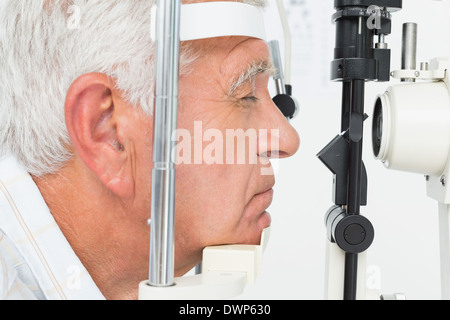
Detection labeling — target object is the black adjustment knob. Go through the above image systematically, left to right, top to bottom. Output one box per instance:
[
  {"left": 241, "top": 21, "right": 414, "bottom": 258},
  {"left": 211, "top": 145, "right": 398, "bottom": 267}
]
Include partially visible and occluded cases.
[
  {"left": 325, "top": 205, "right": 374, "bottom": 254},
  {"left": 344, "top": 223, "right": 366, "bottom": 245}
]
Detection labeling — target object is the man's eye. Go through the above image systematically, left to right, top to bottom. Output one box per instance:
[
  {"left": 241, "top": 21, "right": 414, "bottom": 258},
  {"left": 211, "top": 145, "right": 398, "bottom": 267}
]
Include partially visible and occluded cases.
[{"left": 242, "top": 96, "right": 259, "bottom": 103}]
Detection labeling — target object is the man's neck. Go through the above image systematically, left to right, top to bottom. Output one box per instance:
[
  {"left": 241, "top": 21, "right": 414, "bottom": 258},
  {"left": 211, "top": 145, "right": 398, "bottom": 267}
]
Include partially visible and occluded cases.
[{"left": 32, "top": 158, "right": 150, "bottom": 300}]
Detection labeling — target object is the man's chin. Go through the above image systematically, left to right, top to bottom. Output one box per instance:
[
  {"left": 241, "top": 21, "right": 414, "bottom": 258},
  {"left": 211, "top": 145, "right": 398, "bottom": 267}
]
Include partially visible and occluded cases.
[
  {"left": 253, "top": 211, "right": 271, "bottom": 245},
  {"left": 259, "top": 211, "right": 271, "bottom": 230}
]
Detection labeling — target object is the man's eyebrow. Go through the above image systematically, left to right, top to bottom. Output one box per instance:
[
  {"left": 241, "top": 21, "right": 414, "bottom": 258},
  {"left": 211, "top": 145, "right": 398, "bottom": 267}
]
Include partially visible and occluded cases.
[{"left": 228, "top": 59, "right": 276, "bottom": 97}]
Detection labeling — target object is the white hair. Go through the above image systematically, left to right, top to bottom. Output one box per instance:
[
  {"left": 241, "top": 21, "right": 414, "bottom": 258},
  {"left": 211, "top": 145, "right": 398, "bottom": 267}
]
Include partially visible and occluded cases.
[{"left": 0, "top": 0, "right": 266, "bottom": 176}]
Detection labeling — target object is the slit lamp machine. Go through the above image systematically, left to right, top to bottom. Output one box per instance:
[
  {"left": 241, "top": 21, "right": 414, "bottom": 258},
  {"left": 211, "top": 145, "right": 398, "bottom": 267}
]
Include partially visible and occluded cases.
[{"left": 138, "top": 0, "right": 450, "bottom": 300}]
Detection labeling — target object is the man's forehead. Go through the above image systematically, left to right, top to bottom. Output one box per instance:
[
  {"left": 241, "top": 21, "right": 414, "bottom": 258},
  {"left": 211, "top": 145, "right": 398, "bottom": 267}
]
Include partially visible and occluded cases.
[
  {"left": 177, "top": 0, "right": 271, "bottom": 92},
  {"left": 219, "top": 38, "right": 271, "bottom": 79}
]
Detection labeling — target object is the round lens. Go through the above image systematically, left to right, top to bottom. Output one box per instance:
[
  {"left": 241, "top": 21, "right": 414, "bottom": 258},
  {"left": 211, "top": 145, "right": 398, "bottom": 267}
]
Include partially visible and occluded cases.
[{"left": 372, "top": 97, "right": 383, "bottom": 157}]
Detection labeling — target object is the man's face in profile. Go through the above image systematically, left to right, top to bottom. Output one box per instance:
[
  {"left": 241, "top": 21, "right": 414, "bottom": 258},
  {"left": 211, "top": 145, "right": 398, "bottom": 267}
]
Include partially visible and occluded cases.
[
  {"left": 0, "top": 0, "right": 300, "bottom": 300},
  {"left": 55, "top": 1, "right": 300, "bottom": 282},
  {"left": 153, "top": 36, "right": 301, "bottom": 274}
]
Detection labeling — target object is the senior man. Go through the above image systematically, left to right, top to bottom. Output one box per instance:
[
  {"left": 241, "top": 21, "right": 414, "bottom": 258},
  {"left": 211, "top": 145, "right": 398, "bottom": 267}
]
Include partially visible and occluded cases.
[{"left": 0, "top": 0, "right": 300, "bottom": 300}]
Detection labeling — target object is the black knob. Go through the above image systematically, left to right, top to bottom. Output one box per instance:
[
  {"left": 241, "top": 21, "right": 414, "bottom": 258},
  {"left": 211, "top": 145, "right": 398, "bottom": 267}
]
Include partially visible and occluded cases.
[{"left": 325, "top": 205, "right": 374, "bottom": 254}]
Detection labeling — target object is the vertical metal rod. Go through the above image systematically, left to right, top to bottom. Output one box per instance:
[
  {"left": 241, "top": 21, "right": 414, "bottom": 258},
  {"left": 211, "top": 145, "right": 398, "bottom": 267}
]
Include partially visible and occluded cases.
[
  {"left": 149, "top": 0, "right": 181, "bottom": 287},
  {"left": 343, "top": 16, "right": 365, "bottom": 300},
  {"left": 401, "top": 23, "right": 417, "bottom": 82},
  {"left": 268, "top": 40, "right": 287, "bottom": 95},
  {"left": 347, "top": 79, "right": 364, "bottom": 216},
  {"left": 341, "top": 82, "right": 351, "bottom": 133},
  {"left": 439, "top": 203, "right": 450, "bottom": 300},
  {"left": 344, "top": 253, "right": 358, "bottom": 299}
]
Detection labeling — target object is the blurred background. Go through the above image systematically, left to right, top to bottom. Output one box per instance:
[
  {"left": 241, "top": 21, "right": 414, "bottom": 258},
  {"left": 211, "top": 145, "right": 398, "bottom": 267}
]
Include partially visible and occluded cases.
[{"left": 239, "top": 0, "right": 450, "bottom": 300}]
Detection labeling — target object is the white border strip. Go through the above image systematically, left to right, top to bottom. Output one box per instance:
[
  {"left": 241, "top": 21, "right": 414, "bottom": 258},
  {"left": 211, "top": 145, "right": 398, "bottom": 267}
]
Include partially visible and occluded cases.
[{"left": 180, "top": 2, "right": 266, "bottom": 41}]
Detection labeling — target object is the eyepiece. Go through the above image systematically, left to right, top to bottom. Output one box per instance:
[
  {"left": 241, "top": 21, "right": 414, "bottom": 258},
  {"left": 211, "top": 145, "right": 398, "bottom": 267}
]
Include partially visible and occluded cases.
[{"left": 372, "top": 97, "right": 383, "bottom": 158}]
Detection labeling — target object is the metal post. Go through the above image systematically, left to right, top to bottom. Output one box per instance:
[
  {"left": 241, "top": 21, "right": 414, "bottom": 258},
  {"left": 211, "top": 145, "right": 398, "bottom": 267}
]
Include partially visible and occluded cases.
[
  {"left": 149, "top": 0, "right": 181, "bottom": 287},
  {"left": 342, "top": 16, "right": 366, "bottom": 301},
  {"left": 401, "top": 23, "right": 418, "bottom": 82},
  {"left": 268, "top": 40, "right": 286, "bottom": 95},
  {"left": 439, "top": 203, "right": 450, "bottom": 299}
]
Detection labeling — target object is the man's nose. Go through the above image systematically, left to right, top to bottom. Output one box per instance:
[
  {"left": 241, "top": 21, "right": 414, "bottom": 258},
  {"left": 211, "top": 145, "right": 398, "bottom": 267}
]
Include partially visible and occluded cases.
[{"left": 258, "top": 99, "right": 300, "bottom": 160}]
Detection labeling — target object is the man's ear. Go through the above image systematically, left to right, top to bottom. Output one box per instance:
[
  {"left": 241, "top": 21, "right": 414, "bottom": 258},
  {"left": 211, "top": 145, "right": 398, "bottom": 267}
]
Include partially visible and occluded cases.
[{"left": 65, "top": 73, "right": 134, "bottom": 199}]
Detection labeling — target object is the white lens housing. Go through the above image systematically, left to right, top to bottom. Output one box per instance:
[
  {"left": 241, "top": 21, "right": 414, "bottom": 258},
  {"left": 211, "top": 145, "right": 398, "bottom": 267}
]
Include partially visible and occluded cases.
[{"left": 373, "top": 81, "right": 450, "bottom": 175}]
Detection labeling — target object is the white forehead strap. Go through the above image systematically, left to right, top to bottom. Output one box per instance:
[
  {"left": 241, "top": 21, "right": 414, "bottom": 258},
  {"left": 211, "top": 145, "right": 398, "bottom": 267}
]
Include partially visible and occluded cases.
[
  {"left": 151, "top": 2, "right": 267, "bottom": 42},
  {"left": 181, "top": 2, "right": 266, "bottom": 41}
]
